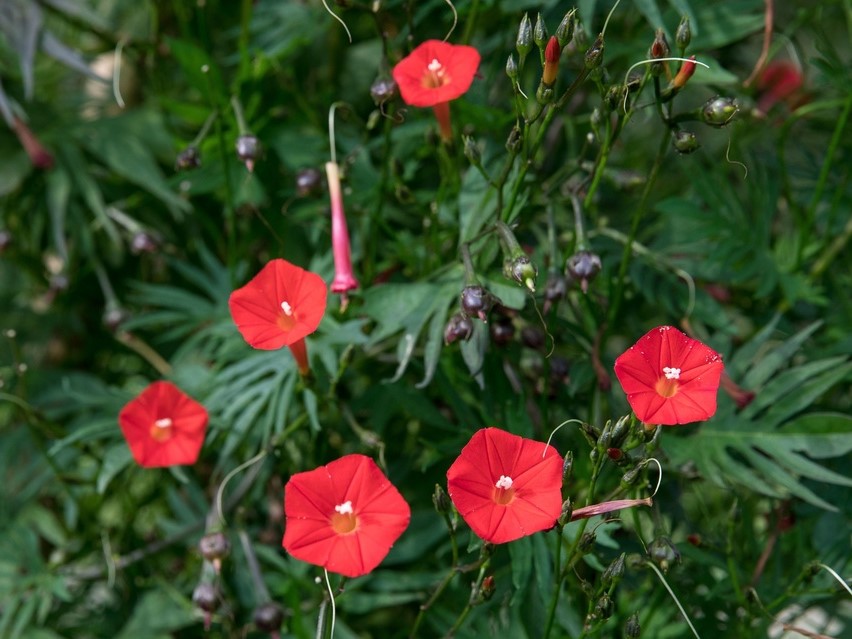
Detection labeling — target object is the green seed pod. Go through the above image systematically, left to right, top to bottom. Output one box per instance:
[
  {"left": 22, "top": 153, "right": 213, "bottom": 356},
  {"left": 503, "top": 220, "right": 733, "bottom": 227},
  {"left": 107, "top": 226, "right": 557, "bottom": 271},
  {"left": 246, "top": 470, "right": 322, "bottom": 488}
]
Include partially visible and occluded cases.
[
  {"left": 555, "top": 9, "right": 576, "bottom": 48},
  {"left": 533, "top": 13, "right": 548, "bottom": 50},
  {"left": 676, "top": 16, "right": 692, "bottom": 50},
  {"left": 584, "top": 34, "right": 605, "bottom": 70},
  {"left": 701, "top": 96, "right": 738, "bottom": 127},
  {"left": 672, "top": 129, "right": 700, "bottom": 154},
  {"left": 602, "top": 552, "right": 626, "bottom": 586},
  {"left": 626, "top": 612, "right": 641, "bottom": 637}
]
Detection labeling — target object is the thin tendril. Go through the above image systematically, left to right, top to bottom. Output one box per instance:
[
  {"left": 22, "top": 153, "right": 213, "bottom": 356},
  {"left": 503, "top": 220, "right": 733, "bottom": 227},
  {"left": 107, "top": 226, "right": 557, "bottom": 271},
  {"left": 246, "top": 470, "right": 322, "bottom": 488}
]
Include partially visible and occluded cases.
[
  {"left": 321, "top": 0, "right": 352, "bottom": 43},
  {"left": 442, "top": 0, "right": 458, "bottom": 42},
  {"left": 601, "top": 0, "right": 622, "bottom": 37},
  {"left": 113, "top": 40, "right": 126, "bottom": 108},
  {"left": 621, "top": 57, "right": 710, "bottom": 113},
  {"left": 328, "top": 102, "right": 344, "bottom": 166},
  {"left": 725, "top": 136, "right": 748, "bottom": 179},
  {"left": 674, "top": 268, "right": 696, "bottom": 318},
  {"left": 530, "top": 294, "right": 555, "bottom": 358},
  {"left": 544, "top": 419, "right": 585, "bottom": 456},
  {"left": 216, "top": 450, "right": 268, "bottom": 526},
  {"left": 638, "top": 457, "right": 663, "bottom": 498},
  {"left": 646, "top": 561, "right": 702, "bottom": 639},
  {"left": 817, "top": 563, "right": 852, "bottom": 597},
  {"left": 323, "top": 569, "right": 337, "bottom": 638}
]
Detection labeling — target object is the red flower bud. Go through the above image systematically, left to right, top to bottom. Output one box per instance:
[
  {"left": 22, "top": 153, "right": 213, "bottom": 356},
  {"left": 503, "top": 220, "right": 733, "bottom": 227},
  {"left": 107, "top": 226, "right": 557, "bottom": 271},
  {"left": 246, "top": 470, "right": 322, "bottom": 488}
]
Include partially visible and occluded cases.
[
  {"left": 542, "top": 36, "right": 561, "bottom": 86},
  {"left": 672, "top": 55, "right": 696, "bottom": 89}
]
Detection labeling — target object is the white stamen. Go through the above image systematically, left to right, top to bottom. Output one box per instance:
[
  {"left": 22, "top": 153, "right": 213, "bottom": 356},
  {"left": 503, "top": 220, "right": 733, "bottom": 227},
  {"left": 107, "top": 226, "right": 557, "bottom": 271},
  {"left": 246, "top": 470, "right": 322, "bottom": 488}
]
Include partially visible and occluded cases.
[
  {"left": 428, "top": 58, "right": 443, "bottom": 72},
  {"left": 280, "top": 301, "right": 293, "bottom": 316},
  {"left": 663, "top": 366, "right": 681, "bottom": 380},
  {"left": 154, "top": 418, "right": 173, "bottom": 428},
  {"left": 495, "top": 475, "right": 514, "bottom": 490},
  {"left": 334, "top": 501, "right": 353, "bottom": 515}
]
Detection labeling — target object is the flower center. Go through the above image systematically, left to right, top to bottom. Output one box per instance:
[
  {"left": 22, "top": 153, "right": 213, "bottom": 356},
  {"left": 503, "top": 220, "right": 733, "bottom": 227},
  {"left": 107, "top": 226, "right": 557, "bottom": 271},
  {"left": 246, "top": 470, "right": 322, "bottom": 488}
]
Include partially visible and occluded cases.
[
  {"left": 422, "top": 58, "right": 451, "bottom": 89},
  {"left": 277, "top": 300, "right": 296, "bottom": 331},
  {"left": 655, "top": 366, "right": 681, "bottom": 399},
  {"left": 149, "top": 417, "right": 173, "bottom": 442},
  {"left": 493, "top": 475, "right": 516, "bottom": 505},
  {"left": 330, "top": 500, "right": 357, "bottom": 534}
]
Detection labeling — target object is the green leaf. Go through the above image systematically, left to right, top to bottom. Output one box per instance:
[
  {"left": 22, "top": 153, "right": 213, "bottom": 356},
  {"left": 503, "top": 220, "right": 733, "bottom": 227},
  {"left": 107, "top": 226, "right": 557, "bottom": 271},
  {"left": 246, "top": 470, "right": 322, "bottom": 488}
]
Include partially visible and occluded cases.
[
  {"left": 97, "top": 443, "right": 134, "bottom": 494},
  {"left": 509, "top": 535, "right": 533, "bottom": 605},
  {"left": 116, "top": 587, "right": 196, "bottom": 639}
]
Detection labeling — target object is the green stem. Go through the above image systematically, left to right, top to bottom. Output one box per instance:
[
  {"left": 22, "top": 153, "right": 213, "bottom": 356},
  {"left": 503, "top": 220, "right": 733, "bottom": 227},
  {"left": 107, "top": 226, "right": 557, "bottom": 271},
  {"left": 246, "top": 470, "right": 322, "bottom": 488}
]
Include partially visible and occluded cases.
[
  {"left": 461, "top": 0, "right": 481, "bottom": 44},
  {"left": 800, "top": 92, "right": 852, "bottom": 265},
  {"left": 606, "top": 129, "right": 669, "bottom": 328},
  {"left": 542, "top": 525, "right": 566, "bottom": 639},
  {"left": 445, "top": 557, "right": 491, "bottom": 638}
]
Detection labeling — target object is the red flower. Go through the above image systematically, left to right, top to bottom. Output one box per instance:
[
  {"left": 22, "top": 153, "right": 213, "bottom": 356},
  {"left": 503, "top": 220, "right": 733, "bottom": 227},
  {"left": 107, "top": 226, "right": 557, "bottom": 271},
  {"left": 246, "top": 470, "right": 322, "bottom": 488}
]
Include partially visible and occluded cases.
[
  {"left": 392, "top": 40, "right": 480, "bottom": 141},
  {"left": 757, "top": 61, "right": 805, "bottom": 113},
  {"left": 228, "top": 259, "right": 327, "bottom": 374},
  {"left": 614, "top": 326, "right": 724, "bottom": 425},
  {"left": 118, "top": 381, "right": 208, "bottom": 468},
  {"left": 446, "top": 428, "right": 563, "bottom": 544},
  {"left": 283, "top": 454, "right": 411, "bottom": 578}
]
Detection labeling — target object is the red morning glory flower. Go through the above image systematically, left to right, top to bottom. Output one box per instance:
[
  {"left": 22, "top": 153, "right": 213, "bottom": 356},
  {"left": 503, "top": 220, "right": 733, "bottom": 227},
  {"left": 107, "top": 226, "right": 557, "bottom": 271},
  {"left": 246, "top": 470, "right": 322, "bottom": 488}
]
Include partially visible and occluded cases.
[
  {"left": 392, "top": 39, "right": 480, "bottom": 141},
  {"left": 228, "top": 259, "right": 327, "bottom": 374},
  {"left": 614, "top": 326, "right": 724, "bottom": 425},
  {"left": 118, "top": 381, "right": 209, "bottom": 468},
  {"left": 446, "top": 427, "right": 563, "bottom": 544},
  {"left": 283, "top": 454, "right": 411, "bottom": 578}
]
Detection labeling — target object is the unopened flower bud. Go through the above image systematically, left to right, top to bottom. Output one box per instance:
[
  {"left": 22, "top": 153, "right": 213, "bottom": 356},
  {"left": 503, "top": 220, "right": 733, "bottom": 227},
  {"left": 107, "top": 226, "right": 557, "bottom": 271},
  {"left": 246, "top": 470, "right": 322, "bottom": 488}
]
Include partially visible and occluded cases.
[
  {"left": 556, "top": 10, "right": 576, "bottom": 48},
  {"left": 516, "top": 13, "right": 533, "bottom": 59},
  {"left": 533, "top": 13, "right": 548, "bottom": 50},
  {"left": 676, "top": 17, "right": 691, "bottom": 50},
  {"left": 649, "top": 28, "right": 669, "bottom": 76},
  {"left": 584, "top": 34, "right": 605, "bottom": 70},
  {"left": 542, "top": 36, "right": 561, "bottom": 85},
  {"left": 506, "top": 54, "right": 519, "bottom": 80},
  {"left": 671, "top": 55, "right": 696, "bottom": 89},
  {"left": 370, "top": 77, "right": 397, "bottom": 105},
  {"left": 701, "top": 96, "right": 738, "bottom": 127},
  {"left": 506, "top": 125, "right": 523, "bottom": 154},
  {"left": 672, "top": 129, "right": 700, "bottom": 154},
  {"left": 235, "top": 134, "right": 260, "bottom": 171},
  {"left": 463, "top": 135, "right": 482, "bottom": 167},
  {"left": 175, "top": 146, "right": 201, "bottom": 171},
  {"left": 296, "top": 167, "right": 323, "bottom": 197},
  {"left": 566, "top": 250, "right": 602, "bottom": 293},
  {"left": 504, "top": 254, "right": 537, "bottom": 292},
  {"left": 460, "top": 285, "right": 494, "bottom": 321},
  {"left": 444, "top": 313, "right": 474, "bottom": 344},
  {"left": 490, "top": 317, "right": 515, "bottom": 346},
  {"left": 610, "top": 415, "right": 631, "bottom": 447},
  {"left": 580, "top": 422, "right": 600, "bottom": 446},
  {"left": 606, "top": 447, "right": 624, "bottom": 461},
  {"left": 562, "top": 451, "right": 574, "bottom": 483},
  {"left": 620, "top": 466, "right": 642, "bottom": 490},
  {"left": 432, "top": 484, "right": 451, "bottom": 514},
  {"left": 558, "top": 499, "right": 573, "bottom": 525},
  {"left": 578, "top": 531, "right": 597, "bottom": 553},
  {"left": 648, "top": 536, "right": 680, "bottom": 572},
  {"left": 602, "top": 552, "right": 626, "bottom": 586},
  {"left": 480, "top": 575, "right": 496, "bottom": 601},
  {"left": 192, "top": 582, "right": 219, "bottom": 613},
  {"left": 594, "top": 593, "right": 613, "bottom": 619},
  {"left": 253, "top": 601, "right": 285, "bottom": 632},
  {"left": 626, "top": 612, "right": 641, "bottom": 637}
]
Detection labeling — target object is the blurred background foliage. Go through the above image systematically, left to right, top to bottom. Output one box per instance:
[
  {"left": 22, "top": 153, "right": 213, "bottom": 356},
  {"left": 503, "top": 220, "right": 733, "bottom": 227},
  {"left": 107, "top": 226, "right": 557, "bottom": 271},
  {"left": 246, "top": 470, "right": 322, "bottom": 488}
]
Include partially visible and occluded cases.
[{"left": 1, "top": 0, "right": 851, "bottom": 637}]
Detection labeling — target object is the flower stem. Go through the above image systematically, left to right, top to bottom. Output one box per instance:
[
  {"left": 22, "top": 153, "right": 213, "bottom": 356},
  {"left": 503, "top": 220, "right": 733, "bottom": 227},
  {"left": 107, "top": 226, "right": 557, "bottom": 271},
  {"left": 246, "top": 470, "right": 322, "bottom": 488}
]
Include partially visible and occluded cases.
[{"left": 433, "top": 101, "right": 453, "bottom": 142}]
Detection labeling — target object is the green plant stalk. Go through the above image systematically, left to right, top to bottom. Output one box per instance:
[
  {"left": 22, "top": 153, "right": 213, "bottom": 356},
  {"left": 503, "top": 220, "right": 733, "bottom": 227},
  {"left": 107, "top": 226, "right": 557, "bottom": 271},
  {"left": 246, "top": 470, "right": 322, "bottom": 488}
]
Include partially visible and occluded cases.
[
  {"left": 461, "top": 0, "right": 481, "bottom": 44},
  {"left": 503, "top": 68, "right": 592, "bottom": 222},
  {"left": 800, "top": 93, "right": 852, "bottom": 266},
  {"left": 606, "top": 129, "right": 669, "bottom": 328},
  {"left": 543, "top": 445, "right": 607, "bottom": 639},
  {"left": 446, "top": 557, "right": 492, "bottom": 637}
]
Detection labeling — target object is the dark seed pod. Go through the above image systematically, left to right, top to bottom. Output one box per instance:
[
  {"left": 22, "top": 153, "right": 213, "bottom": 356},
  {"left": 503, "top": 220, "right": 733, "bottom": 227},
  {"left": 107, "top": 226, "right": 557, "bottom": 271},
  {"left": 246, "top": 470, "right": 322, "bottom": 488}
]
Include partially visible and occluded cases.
[
  {"left": 370, "top": 77, "right": 397, "bottom": 105},
  {"left": 235, "top": 134, "right": 260, "bottom": 170},
  {"left": 175, "top": 145, "right": 201, "bottom": 171},
  {"left": 295, "top": 168, "right": 323, "bottom": 197},
  {"left": 566, "top": 250, "right": 602, "bottom": 293},
  {"left": 460, "top": 285, "right": 494, "bottom": 321},
  {"left": 444, "top": 313, "right": 474, "bottom": 345},
  {"left": 490, "top": 317, "right": 515, "bottom": 346},
  {"left": 520, "top": 325, "right": 545, "bottom": 350},
  {"left": 199, "top": 532, "right": 230, "bottom": 564},
  {"left": 648, "top": 536, "right": 680, "bottom": 572},
  {"left": 192, "top": 582, "right": 219, "bottom": 613},
  {"left": 253, "top": 601, "right": 285, "bottom": 632}
]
